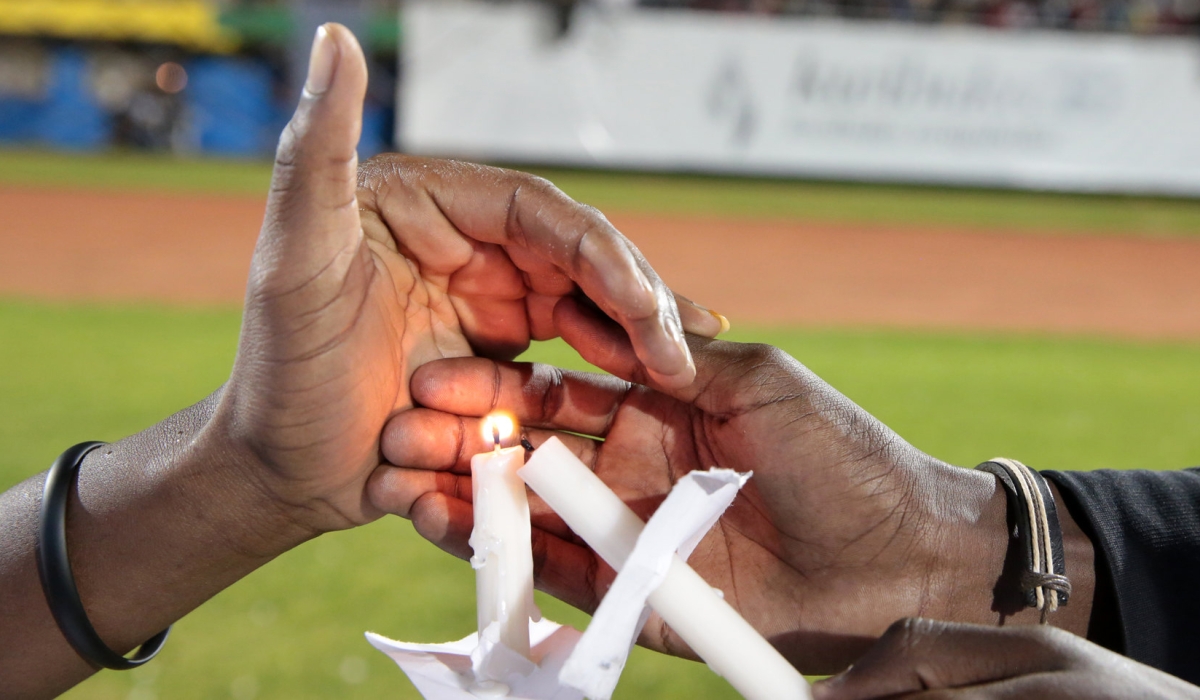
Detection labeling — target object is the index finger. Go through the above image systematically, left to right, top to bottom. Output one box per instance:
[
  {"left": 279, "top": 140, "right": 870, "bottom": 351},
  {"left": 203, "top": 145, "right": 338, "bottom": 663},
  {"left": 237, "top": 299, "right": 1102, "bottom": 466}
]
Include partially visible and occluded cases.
[
  {"left": 358, "top": 156, "right": 697, "bottom": 388},
  {"left": 408, "top": 356, "right": 632, "bottom": 439}
]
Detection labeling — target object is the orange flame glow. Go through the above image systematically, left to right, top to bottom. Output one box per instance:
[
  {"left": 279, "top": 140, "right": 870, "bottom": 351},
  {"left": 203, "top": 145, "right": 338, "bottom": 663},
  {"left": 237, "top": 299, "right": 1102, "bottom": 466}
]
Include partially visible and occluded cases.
[{"left": 481, "top": 412, "right": 517, "bottom": 448}]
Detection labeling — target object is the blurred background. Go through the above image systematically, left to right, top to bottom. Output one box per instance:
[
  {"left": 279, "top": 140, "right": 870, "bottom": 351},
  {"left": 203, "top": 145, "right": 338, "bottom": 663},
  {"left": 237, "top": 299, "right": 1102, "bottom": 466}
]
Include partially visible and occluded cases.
[
  {"left": 0, "top": 0, "right": 398, "bottom": 157},
  {"left": 3, "top": 0, "right": 1200, "bottom": 183},
  {"left": 2, "top": 1, "right": 1200, "bottom": 699}
]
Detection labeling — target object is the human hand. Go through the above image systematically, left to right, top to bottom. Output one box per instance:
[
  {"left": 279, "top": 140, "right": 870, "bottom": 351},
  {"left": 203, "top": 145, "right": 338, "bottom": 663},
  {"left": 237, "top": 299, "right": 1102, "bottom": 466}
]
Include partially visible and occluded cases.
[
  {"left": 0, "top": 21, "right": 728, "bottom": 697},
  {"left": 210, "top": 25, "right": 720, "bottom": 537},
  {"left": 355, "top": 155, "right": 724, "bottom": 374},
  {"left": 373, "top": 300, "right": 1064, "bottom": 673},
  {"left": 813, "top": 618, "right": 1200, "bottom": 699}
]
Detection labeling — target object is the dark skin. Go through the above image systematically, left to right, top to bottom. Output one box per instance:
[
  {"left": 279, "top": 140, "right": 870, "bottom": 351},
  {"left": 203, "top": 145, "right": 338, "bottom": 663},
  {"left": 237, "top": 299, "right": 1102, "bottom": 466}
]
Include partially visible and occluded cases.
[
  {"left": 0, "top": 20, "right": 1177, "bottom": 700},
  {"left": 0, "top": 24, "right": 719, "bottom": 698},
  {"left": 373, "top": 297, "right": 1097, "bottom": 675},
  {"left": 380, "top": 308, "right": 1200, "bottom": 695},
  {"left": 814, "top": 618, "right": 1200, "bottom": 699}
]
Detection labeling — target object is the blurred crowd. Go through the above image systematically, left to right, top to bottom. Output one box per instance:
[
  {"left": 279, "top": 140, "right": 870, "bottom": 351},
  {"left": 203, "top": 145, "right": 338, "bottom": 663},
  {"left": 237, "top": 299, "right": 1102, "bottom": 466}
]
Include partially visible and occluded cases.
[
  {"left": 0, "top": 0, "right": 396, "bottom": 155},
  {"left": 1, "top": 0, "right": 1194, "bottom": 159},
  {"left": 635, "top": 0, "right": 1200, "bottom": 33}
]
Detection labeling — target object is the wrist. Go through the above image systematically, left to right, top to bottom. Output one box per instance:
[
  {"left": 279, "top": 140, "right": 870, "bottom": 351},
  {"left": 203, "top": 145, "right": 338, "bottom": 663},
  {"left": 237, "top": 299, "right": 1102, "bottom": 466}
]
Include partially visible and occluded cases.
[
  {"left": 50, "top": 390, "right": 320, "bottom": 663},
  {"left": 184, "top": 390, "right": 323, "bottom": 560},
  {"left": 924, "top": 464, "right": 1093, "bottom": 635},
  {"left": 922, "top": 465, "right": 1013, "bottom": 624}
]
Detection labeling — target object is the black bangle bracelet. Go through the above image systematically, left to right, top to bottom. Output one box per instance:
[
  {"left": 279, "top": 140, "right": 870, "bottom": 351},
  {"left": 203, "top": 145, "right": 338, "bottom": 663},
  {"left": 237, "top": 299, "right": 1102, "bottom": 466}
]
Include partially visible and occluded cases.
[{"left": 36, "top": 441, "right": 172, "bottom": 670}]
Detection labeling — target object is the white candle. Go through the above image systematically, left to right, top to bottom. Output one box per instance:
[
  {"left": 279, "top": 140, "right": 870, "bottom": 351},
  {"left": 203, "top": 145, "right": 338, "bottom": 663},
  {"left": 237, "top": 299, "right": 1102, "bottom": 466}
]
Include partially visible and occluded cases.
[
  {"left": 470, "top": 413, "right": 534, "bottom": 662},
  {"left": 519, "top": 437, "right": 810, "bottom": 700}
]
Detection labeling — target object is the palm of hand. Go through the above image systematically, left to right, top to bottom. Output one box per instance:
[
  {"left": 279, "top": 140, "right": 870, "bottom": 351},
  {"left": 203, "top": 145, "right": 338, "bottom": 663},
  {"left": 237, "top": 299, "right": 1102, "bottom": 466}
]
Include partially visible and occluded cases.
[
  {"left": 222, "top": 151, "right": 712, "bottom": 538},
  {"left": 227, "top": 190, "right": 551, "bottom": 532},
  {"left": 378, "top": 333, "right": 971, "bottom": 673},
  {"left": 583, "top": 346, "right": 941, "bottom": 672}
]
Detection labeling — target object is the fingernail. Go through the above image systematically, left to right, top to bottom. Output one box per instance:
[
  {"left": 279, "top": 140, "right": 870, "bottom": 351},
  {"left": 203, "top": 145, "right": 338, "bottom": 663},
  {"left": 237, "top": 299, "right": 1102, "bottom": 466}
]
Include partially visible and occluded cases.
[
  {"left": 304, "top": 24, "right": 338, "bottom": 96},
  {"left": 709, "top": 309, "right": 731, "bottom": 335}
]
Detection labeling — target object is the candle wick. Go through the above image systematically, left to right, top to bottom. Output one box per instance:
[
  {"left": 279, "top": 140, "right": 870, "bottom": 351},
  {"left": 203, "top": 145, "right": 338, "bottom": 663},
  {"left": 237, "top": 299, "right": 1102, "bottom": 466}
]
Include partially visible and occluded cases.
[{"left": 492, "top": 425, "right": 501, "bottom": 452}]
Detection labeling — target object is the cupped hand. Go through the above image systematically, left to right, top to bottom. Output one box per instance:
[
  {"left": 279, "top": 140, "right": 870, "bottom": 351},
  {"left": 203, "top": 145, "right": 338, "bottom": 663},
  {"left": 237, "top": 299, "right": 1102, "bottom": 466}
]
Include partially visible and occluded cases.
[
  {"left": 209, "top": 25, "right": 720, "bottom": 537},
  {"left": 355, "top": 155, "right": 723, "bottom": 372},
  {"left": 372, "top": 299, "right": 1008, "bottom": 673},
  {"left": 813, "top": 618, "right": 1200, "bottom": 699}
]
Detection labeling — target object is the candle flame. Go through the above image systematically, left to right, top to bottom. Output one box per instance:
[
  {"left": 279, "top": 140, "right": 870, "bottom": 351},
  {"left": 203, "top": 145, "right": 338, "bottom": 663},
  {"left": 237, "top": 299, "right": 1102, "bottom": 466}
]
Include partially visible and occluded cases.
[{"left": 481, "top": 412, "right": 517, "bottom": 448}]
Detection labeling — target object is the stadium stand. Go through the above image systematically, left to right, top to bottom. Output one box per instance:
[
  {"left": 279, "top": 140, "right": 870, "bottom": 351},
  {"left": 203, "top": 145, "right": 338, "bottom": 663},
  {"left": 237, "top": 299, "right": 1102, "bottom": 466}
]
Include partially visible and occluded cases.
[{"left": 636, "top": 0, "right": 1200, "bottom": 34}]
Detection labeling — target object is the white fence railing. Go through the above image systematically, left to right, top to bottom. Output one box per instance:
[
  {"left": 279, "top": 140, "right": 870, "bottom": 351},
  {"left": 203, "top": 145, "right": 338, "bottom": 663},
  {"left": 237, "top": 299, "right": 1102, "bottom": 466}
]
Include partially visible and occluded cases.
[{"left": 401, "top": 1, "right": 1200, "bottom": 194}]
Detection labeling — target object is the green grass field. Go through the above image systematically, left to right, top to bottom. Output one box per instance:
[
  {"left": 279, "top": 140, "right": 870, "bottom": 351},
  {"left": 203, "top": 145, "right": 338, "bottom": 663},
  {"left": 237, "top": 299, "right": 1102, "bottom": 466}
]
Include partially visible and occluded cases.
[{"left": 2, "top": 150, "right": 1199, "bottom": 699}]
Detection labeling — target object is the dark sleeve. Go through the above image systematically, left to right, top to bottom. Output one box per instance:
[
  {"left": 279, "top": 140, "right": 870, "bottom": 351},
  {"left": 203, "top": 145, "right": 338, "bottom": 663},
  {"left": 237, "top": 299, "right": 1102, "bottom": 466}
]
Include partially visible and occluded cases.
[{"left": 1042, "top": 468, "right": 1200, "bottom": 684}]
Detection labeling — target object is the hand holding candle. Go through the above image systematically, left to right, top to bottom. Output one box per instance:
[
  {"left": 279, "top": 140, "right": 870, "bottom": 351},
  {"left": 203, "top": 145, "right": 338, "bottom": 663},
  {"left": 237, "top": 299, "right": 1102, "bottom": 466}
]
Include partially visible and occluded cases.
[
  {"left": 379, "top": 327, "right": 981, "bottom": 676},
  {"left": 372, "top": 416, "right": 806, "bottom": 700},
  {"left": 520, "top": 437, "right": 810, "bottom": 700}
]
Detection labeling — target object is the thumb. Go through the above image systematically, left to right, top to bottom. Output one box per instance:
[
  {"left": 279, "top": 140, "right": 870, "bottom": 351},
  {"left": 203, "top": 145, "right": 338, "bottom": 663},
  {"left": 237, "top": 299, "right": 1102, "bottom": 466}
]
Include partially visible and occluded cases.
[
  {"left": 254, "top": 23, "right": 367, "bottom": 299},
  {"left": 813, "top": 618, "right": 1076, "bottom": 700}
]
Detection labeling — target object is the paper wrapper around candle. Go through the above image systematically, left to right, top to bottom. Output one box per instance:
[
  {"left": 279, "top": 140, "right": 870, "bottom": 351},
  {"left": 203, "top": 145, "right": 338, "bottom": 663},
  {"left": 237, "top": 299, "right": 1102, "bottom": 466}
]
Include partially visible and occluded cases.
[
  {"left": 366, "top": 433, "right": 806, "bottom": 699},
  {"left": 519, "top": 437, "right": 812, "bottom": 700},
  {"left": 553, "top": 462, "right": 753, "bottom": 699},
  {"left": 365, "top": 464, "right": 768, "bottom": 700},
  {"left": 367, "top": 619, "right": 584, "bottom": 700}
]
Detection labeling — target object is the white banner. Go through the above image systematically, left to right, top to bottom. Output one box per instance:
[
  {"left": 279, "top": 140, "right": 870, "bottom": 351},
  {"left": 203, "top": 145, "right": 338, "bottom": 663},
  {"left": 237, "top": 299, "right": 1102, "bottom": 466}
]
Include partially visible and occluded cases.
[{"left": 401, "top": 0, "right": 1200, "bottom": 194}]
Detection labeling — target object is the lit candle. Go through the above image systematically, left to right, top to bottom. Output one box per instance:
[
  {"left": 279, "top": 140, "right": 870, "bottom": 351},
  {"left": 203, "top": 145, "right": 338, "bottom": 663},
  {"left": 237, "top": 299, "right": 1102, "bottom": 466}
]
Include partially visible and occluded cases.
[
  {"left": 470, "top": 412, "right": 534, "bottom": 663},
  {"left": 519, "top": 437, "right": 810, "bottom": 700}
]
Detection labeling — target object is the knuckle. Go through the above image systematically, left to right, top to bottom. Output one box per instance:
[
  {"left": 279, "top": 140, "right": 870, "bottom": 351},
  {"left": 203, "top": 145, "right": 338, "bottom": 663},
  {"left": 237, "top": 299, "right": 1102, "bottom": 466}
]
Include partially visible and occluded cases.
[
  {"left": 273, "top": 117, "right": 305, "bottom": 168},
  {"left": 275, "top": 119, "right": 298, "bottom": 155},
  {"left": 357, "top": 151, "right": 398, "bottom": 175},
  {"left": 270, "top": 152, "right": 300, "bottom": 198},
  {"left": 356, "top": 153, "right": 418, "bottom": 190},
  {"left": 512, "top": 170, "right": 557, "bottom": 195},
  {"left": 514, "top": 172, "right": 601, "bottom": 224},
  {"left": 576, "top": 202, "right": 609, "bottom": 226},
  {"left": 570, "top": 227, "right": 596, "bottom": 273},
  {"left": 740, "top": 342, "right": 789, "bottom": 368},
  {"left": 487, "top": 363, "right": 504, "bottom": 414},
  {"left": 531, "top": 364, "right": 567, "bottom": 425},
  {"left": 453, "top": 415, "right": 469, "bottom": 467},
  {"left": 446, "top": 471, "right": 467, "bottom": 503},
  {"left": 882, "top": 617, "right": 937, "bottom": 655},
  {"left": 1015, "top": 623, "right": 1084, "bottom": 659}
]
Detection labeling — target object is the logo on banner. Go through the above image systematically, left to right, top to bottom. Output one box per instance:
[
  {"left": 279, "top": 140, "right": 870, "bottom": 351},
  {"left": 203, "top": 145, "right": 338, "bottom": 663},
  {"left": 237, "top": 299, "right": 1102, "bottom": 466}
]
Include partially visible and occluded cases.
[{"left": 707, "top": 57, "right": 758, "bottom": 147}]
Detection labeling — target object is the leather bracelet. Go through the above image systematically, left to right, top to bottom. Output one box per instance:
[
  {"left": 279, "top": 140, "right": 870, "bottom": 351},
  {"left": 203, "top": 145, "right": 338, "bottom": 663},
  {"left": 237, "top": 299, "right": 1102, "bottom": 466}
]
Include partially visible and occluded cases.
[
  {"left": 37, "top": 441, "right": 172, "bottom": 670},
  {"left": 977, "top": 458, "right": 1072, "bottom": 622}
]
